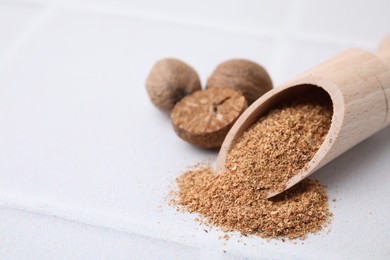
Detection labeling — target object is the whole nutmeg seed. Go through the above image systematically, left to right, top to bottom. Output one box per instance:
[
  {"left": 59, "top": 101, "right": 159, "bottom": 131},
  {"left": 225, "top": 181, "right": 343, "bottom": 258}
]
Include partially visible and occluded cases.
[
  {"left": 146, "top": 58, "right": 201, "bottom": 113},
  {"left": 206, "top": 59, "right": 272, "bottom": 104},
  {"left": 171, "top": 87, "right": 247, "bottom": 149}
]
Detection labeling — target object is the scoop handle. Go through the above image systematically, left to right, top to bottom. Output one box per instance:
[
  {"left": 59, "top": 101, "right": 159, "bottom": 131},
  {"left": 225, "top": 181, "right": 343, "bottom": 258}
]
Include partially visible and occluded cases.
[
  {"left": 217, "top": 34, "right": 390, "bottom": 199},
  {"left": 375, "top": 34, "right": 390, "bottom": 128},
  {"left": 377, "top": 34, "right": 390, "bottom": 68}
]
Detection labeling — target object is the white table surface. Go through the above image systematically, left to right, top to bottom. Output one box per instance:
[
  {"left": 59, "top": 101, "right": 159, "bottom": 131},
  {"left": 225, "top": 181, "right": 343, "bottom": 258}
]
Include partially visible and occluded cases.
[{"left": 0, "top": 0, "right": 389, "bottom": 259}]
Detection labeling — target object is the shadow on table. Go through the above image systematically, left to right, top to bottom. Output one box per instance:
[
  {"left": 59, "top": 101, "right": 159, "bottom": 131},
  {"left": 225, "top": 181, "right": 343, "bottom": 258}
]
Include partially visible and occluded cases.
[{"left": 311, "top": 125, "right": 390, "bottom": 188}]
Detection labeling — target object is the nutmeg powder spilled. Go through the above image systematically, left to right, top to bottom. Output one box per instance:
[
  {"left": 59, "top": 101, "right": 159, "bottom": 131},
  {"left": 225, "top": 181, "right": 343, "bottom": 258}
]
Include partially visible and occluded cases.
[
  {"left": 172, "top": 89, "right": 333, "bottom": 239},
  {"left": 226, "top": 90, "right": 333, "bottom": 193}
]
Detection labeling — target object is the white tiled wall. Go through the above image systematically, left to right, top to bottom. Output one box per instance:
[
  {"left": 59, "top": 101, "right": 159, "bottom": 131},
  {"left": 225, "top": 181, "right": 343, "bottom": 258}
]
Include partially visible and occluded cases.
[{"left": 0, "top": 0, "right": 389, "bottom": 259}]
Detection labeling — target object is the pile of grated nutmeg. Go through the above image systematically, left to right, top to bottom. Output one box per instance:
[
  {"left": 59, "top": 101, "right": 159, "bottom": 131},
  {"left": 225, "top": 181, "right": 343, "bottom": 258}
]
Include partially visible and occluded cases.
[{"left": 171, "top": 89, "right": 334, "bottom": 240}]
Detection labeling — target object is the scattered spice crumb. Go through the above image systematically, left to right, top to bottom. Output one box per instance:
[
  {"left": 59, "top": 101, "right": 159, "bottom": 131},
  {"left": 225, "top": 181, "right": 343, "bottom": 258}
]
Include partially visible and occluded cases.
[
  {"left": 171, "top": 88, "right": 333, "bottom": 240},
  {"left": 332, "top": 198, "right": 337, "bottom": 202},
  {"left": 218, "top": 234, "right": 230, "bottom": 240}
]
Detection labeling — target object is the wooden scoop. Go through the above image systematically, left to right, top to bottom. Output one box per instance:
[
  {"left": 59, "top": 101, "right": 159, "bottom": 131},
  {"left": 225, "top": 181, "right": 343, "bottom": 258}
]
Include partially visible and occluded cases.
[{"left": 216, "top": 35, "right": 390, "bottom": 198}]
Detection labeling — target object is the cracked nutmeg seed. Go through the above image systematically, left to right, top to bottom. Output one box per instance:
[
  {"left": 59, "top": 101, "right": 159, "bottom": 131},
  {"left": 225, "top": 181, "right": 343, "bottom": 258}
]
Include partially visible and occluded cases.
[
  {"left": 145, "top": 58, "right": 201, "bottom": 114},
  {"left": 171, "top": 87, "right": 247, "bottom": 148}
]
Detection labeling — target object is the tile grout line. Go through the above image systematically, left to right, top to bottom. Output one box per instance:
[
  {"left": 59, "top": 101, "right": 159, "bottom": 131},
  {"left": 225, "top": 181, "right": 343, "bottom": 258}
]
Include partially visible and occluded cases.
[
  {"left": 0, "top": 0, "right": 377, "bottom": 48},
  {"left": 0, "top": 1, "right": 375, "bottom": 73},
  {"left": 50, "top": 1, "right": 375, "bottom": 50},
  {"left": 53, "top": 1, "right": 375, "bottom": 87},
  {"left": 56, "top": 1, "right": 279, "bottom": 38},
  {"left": 0, "top": 5, "right": 56, "bottom": 71},
  {"left": 0, "top": 186, "right": 296, "bottom": 259},
  {"left": 0, "top": 192, "right": 219, "bottom": 256},
  {"left": 0, "top": 199, "right": 294, "bottom": 259},
  {"left": 0, "top": 202, "right": 199, "bottom": 250}
]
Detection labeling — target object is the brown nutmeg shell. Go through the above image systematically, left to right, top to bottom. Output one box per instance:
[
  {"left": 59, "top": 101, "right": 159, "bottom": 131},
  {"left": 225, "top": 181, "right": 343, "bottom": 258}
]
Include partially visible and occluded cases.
[
  {"left": 146, "top": 58, "right": 201, "bottom": 113},
  {"left": 206, "top": 59, "right": 272, "bottom": 104},
  {"left": 171, "top": 87, "right": 247, "bottom": 149}
]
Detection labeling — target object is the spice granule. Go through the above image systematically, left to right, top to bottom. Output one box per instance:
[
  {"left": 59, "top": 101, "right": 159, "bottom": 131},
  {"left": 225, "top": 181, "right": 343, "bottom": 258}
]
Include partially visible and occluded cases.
[{"left": 172, "top": 89, "right": 333, "bottom": 239}]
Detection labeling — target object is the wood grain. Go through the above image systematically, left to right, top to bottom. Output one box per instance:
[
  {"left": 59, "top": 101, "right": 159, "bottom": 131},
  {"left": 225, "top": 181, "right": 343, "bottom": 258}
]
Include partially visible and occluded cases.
[{"left": 217, "top": 35, "right": 390, "bottom": 198}]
